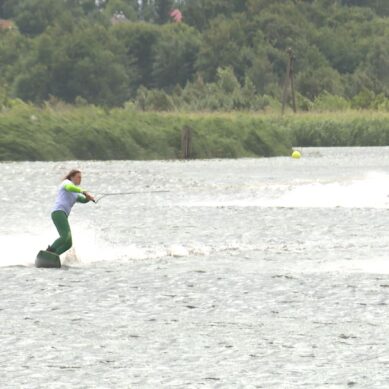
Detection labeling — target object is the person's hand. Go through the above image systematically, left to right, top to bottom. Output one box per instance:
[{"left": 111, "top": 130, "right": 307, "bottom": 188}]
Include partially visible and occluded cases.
[{"left": 84, "top": 192, "right": 96, "bottom": 203}]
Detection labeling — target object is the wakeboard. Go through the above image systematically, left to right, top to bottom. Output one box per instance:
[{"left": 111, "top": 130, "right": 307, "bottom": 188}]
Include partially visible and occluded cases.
[{"left": 35, "top": 250, "right": 61, "bottom": 268}]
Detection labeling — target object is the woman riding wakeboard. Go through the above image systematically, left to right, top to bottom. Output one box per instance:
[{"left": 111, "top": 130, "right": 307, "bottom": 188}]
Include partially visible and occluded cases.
[{"left": 47, "top": 169, "right": 95, "bottom": 255}]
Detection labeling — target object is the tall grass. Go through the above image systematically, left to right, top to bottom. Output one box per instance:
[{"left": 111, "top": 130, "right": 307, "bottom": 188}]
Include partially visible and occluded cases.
[
  {"left": 0, "top": 102, "right": 291, "bottom": 161},
  {"left": 1, "top": 102, "right": 389, "bottom": 161},
  {"left": 284, "top": 111, "right": 389, "bottom": 147}
]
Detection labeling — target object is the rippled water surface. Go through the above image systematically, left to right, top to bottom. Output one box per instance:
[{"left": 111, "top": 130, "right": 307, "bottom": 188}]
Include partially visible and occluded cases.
[{"left": 2, "top": 147, "right": 389, "bottom": 388}]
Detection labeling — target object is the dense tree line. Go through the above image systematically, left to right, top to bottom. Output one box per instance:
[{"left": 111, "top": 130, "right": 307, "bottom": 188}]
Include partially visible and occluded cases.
[{"left": 0, "top": 0, "right": 388, "bottom": 109}]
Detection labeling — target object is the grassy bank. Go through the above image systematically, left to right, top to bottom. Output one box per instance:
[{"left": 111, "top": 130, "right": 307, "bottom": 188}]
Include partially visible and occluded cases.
[
  {"left": 0, "top": 102, "right": 291, "bottom": 161},
  {"left": 1, "top": 102, "right": 389, "bottom": 161},
  {"left": 286, "top": 111, "right": 389, "bottom": 147}
]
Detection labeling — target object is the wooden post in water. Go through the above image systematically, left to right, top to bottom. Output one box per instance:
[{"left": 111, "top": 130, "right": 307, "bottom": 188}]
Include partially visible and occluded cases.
[
  {"left": 282, "top": 48, "right": 297, "bottom": 114},
  {"left": 181, "top": 126, "right": 192, "bottom": 159}
]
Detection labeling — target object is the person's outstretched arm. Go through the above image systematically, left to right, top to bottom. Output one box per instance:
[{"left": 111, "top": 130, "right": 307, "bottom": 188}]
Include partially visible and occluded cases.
[
  {"left": 64, "top": 182, "right": 95, "bottom": 203},
  {"left": 64, "top": 182, "right": 84, "bottom": 193},
  {"left": 76, "top": 194, "right": 89, "bottom": 203}
]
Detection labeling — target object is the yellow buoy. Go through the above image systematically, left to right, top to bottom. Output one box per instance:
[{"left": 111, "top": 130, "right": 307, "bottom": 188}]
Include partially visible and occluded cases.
[{"left": 292, "top": 150, "right": 301, "bottom": 159}]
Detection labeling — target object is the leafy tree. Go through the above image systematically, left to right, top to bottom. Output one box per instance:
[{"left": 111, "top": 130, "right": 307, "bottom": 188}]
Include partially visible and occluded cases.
[
  {"left": 0, "top": 0, "right": 5, "bottom": 17},
  {"left": 1, "top": 0, "right": 389, "bottom": 108},
  {"left": 1, "top": 0, "right": 18, "bottom": 18},
  {"left": 10, "top": 0, "right": 69, "bottom": 36},
  {"left": 103, "top": 0, "right": 138, "bottom": 20},
  {"left": 155, "top": 0, "right": 174, "bottom": 24},
  {"left": 181, "top": 0, "right": 248, "bottom": 30},
  {"left": 341, "top": 0, "right": 389, "bottom": 16},
  {"left": 196, "top": 15, "right": 250, "bottom": 82},
  {"left": 112, "top": 22, "right": 159, "bottom": 89},
  {"left": 152, "top": 23, "right": 200, "bottom": 88},
  {"left": 12, "top": 24, "right": 134, "bottom": 106},
  {"left": 51, "top": 25, "right": 132, "bottom": 105},
  {"left": 314, "top": 27, "right": 363, "bottom": 74},
  {"left": 0, "top": 30, "right": 29, "bottom": 86},
  {"left": 363, "top": 38, "right": 389, "bottom": 95},
  {"left": 246, "top": 54, "right": 276, "bottom": 95},
  {"left": 13, "top": 64, "right": 50, "bottom": 102},
  {"left": 297, "top": 66, "right": 344, "bottom": 100}
]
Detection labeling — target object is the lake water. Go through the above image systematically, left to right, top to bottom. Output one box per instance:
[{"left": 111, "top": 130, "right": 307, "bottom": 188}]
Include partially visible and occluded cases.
[{"left": 2, "top": 147, "right": 389, "bottom": 388}]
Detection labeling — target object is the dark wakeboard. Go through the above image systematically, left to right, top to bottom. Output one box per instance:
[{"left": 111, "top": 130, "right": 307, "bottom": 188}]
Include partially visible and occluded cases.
[{"left": 35, "top": 250, "right": 61, "bottom": 268}]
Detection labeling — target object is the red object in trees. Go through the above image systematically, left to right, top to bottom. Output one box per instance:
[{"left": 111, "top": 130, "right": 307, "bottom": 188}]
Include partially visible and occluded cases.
[
  {"left": 170, "top": 9, "right": 183, "bottom": 23},
  {"left": 0, "top": 19, "right": 14, "bottom": 30}
]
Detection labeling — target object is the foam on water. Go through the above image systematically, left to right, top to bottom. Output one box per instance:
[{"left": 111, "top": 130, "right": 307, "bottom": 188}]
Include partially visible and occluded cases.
[
  {"left": 2, "top": 164, "right": 389, "bottom": 270},
  {"left": 185, "top": 171, "right": 389, "bottom": 209},
  {"left": 271, "top": 171, "right": 389, "bottom": 209},
  {"left": 0, "top": 223, "right": 228, "bottom": 267},
  {"left": 0, "top": 228, "right": 162, "bottom": 268},
  {"left": 0, "top": 233, "right": 43, "bottom": 267},
  {"left": 316, "top": 258, "right": 389, "bottom": 274}
]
